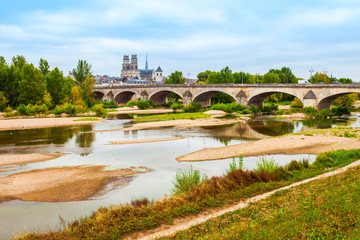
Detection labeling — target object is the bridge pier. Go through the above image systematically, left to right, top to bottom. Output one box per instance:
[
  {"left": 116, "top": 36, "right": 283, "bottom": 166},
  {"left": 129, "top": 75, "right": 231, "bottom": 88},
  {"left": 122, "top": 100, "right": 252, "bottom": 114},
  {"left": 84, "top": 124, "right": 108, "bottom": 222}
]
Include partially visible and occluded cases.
[{"left": 303, "top": 99, "right": 318, "bottom": 109}]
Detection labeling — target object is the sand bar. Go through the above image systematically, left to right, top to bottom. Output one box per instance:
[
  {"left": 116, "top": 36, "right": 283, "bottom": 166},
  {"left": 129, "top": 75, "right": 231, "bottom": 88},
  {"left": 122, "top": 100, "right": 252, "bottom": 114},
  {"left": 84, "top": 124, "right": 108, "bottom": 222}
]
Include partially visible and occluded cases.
[
  {"left": 109, "top": 107, "right": 173, "bottom": 115},
  {"left": 0, "top": 117, "right": 102, "bottom": 131},
  {"left": 93, "top": 118, "right": 241, "bottom": 133},
  {"left": 177, "top": 134, "right": 360, "bottom": 161},
  {"left": 108, "top": 137, "right": 185, "bottom": 145},
  {"left": 0, "top": 153, "right": 63, "bottom": 166},
  {"left": 0, "top": 165, "right": 150, "bottom": 202}
]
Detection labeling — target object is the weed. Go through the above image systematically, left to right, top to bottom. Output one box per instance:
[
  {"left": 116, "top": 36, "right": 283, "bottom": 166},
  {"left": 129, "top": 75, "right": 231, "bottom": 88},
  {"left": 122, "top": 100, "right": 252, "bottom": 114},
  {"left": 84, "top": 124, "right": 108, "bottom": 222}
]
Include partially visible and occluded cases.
[
  {"left": 227, "top": 155, "right": 244, "bottom": 173},
  {"left": 255, "top": 157, "right": 278, "bottom": 173},
  {"left": 171, "top": 166, "right": 208, "bottom": 195}
]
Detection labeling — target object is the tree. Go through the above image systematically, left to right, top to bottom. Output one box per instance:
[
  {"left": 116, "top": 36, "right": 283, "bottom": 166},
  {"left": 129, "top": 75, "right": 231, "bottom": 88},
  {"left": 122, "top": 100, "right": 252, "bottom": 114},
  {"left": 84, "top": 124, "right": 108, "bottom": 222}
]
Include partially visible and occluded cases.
[
  {"left": 12, "top": 55, "right": 26, "bottom": 70},
  {"left": 0, "top": 56, "right": 6, "bottom": 66},
  {"left": 39, "top": 58, "right": 50, "bottom": 76},
  {"left": 73, "top": 60, "right": 92, "bottom": 86},
  {"left": 18, "top": 64, "right": 46, "bottom": 105},
  {"left": 46, "top": 67, "right": 66, "bottom": 105},
  {"left": 206, "top": 67, "right": 234, "bottom": 84},
  {"left": 280, "top": 67, "right": 297, "bottom": 83},
  {"left": 197, "top": 70, "right": 214, "bottom": 83},
  {"left": 164, "top": 71, "right": 185, "bottom": 84},
  {"left": 233, "top": 72, "right": 252, "bottom": 84},
  {"left": 263, "top": 72, "right": 280, "bottom": 83},
  {"left": 309, "top": 72, "right": 329, "bottom": 83},
  {"left": 82, "top": 76, "right": 96, "bottom": 106},
  {"left": 338, "top": 78, "right": 352, "bottom": 84},
  {"left": 71, "top": 86, "right": 82, "bottom": 105},
  {"left": 333, "top": 93, "right": 358, "bottom": 107}
]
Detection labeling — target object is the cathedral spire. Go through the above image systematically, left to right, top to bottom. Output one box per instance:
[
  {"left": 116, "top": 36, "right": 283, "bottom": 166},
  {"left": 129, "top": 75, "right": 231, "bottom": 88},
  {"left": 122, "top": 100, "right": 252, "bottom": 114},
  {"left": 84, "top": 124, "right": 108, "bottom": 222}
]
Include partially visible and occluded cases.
[{"left": 145, "top": 54, "right": 149, "bottom": 70}]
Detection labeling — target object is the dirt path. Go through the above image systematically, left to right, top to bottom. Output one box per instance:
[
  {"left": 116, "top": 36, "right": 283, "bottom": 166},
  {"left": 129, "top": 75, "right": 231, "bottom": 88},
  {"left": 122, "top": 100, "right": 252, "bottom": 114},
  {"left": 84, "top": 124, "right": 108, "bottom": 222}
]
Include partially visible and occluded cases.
[
  {"left": 0, "top": 117, "right": 102, "bottom": 131},
  {"left": 177, "top": 134, "right": 360, "bottom": 161},
  {"left": 107, "top": 137, "right": 185, "bottom": 145},
  {"left": 0, "top": 153, "right": 63, "bottom": 166},
  {"left": 130, "top": 159, "right": 360, "bottom": 240},
  {"left": 0, "top": 165, "right": 150, "bottom": 202}
]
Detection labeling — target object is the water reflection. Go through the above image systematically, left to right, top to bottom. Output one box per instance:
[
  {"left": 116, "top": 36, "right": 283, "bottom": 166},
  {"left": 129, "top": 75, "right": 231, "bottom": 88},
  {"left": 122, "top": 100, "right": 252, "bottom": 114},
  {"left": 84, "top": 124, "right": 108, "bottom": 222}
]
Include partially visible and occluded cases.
[{"left": 75, "top": 126, "right": 95, "bottom": 148}]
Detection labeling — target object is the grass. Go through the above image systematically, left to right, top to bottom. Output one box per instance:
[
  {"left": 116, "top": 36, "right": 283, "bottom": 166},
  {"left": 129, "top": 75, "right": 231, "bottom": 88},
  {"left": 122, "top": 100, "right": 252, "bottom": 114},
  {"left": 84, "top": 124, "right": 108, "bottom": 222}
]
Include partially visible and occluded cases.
[
  {"left": 133, "top": 112, "right": 211, "bottom": 122},
  {"left": 73, "top": 117, "right": 100, "bottom": 122},
  {"left": 18, "top": 149, "right": 360, "bottom": 240},
  {"left": 162, "top": 165, "right": 360, "bottom": 240},
  {"left": 171, "top": 166, "right": 208, "bottom": 195}
]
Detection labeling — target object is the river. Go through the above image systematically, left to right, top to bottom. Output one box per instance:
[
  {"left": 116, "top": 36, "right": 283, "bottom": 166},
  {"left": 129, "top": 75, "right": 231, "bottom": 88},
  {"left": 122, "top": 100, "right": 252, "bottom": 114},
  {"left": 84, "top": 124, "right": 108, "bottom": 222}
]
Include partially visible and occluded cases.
[{"left": 0, "top": 114, "right": 359, "bottom": 239}]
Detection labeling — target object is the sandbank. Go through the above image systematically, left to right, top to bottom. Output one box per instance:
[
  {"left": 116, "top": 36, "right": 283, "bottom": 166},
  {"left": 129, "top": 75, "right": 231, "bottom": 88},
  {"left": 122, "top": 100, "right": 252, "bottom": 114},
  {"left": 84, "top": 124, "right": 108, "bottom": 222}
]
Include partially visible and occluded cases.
[
  {"left": 109, "top": 107, "right": 173, "bottom": 115},
  {"left": 0, "top": 117, "right": 103, "bottom": 131},
  {"left": 93, "top": 118, "right": 241, "bottom": 133},
  {"left": 177, "top": 134, "right": 360, "bottom": 161},
  {"left": 108, "top": 136, "right": 185, "bottom": 145},
  {"left": 0, "top": 153, "right": 63, "bottom": 166},
  {"left": 0, "top": 165, "right": 150, "bottom": 202}
]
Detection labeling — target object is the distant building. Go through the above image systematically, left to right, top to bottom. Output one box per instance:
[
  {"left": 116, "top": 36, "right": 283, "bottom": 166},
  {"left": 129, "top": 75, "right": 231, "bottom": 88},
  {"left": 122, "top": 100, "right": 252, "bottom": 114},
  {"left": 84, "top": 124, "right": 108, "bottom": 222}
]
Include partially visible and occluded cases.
[{"left": 121, "top": 54, "right": 164, "bottom": 82}]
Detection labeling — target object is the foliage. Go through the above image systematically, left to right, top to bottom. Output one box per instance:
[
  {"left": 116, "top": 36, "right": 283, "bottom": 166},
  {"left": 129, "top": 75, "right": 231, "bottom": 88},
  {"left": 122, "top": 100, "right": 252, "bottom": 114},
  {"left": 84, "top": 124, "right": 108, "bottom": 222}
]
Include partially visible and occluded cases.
[
  {"left": 39, "top": 58, "right": 50, "bottom": 76},
  {"left": 73, "top": 60, "right": 92, "bottom": 86},
  {"left": 18, "top": 63, "right": 46, "bottom": 105},
  {"left": 206, "top": 66, "right": 234, "bottom": 84},
  {"left": 46, "top": 67, "right": 67, "bottom": 105},
  {"left": 197, "top": 70, "right": 214, "bottom": 83},
  {"left": 164, "top": 71, "right": 185, "bottom": 84},
  {"left": 309, "top": 72, "right": 329, "bottom": 83},
  {"left": 81, "top": 76, "right": 96, "bottom": 107},
  {"left": 338, "top": 77, "right": 352, "bottom": 84},
  {"left": 71, "top": 86, "right": 83, "bottom": 105},
  {"left": 0, "top": 91, "right": 8, "bottom": 111},
  {"left": 210, "top": 92, "right": 234, "bottom": 104},
  {"left": 332, "top": 93, "right": 358, "bottom": 107},
  {"left": 290, "top": 97, "right": 303, "bottom": 108},
  {"left": 126, "top": 99, "right": 156, "bottom": 109},
  {"left": 102, "top": 100, "right": 118, "bottom": 108},
  {"left": 170, "top": 102, "right": 183, "bottom": 111},
  {"left": 183, "top": 102, "right": 202, "bottom": 113},
  {"left": 208, "top": 102, "right": 247, "bottom": 113},
  {"left": 262, "top": 102, "right": 278, "bottom": 114},
  {"left": 92, "top": 104, "right": 106, "bottom": 116},
  {"left": 303, "top": 105, "right": 350, "bottom": 118},
  {"left": 133, "top": 112, "right": 210, "bottom": 122},
  {"left": 73, "top": 118, "right": 99, "bottom": 122},
  {"left": 315, "top": 149, "right": 360, "bottom": 168},
  {"left": 227, "top": 155, "right": 244, "bottom": 173},
  {"left": 256, "top": 157, "right": 278, "bottom": 173},
  {"left": 171, "top": 166, "right": 207, "bottom": 195}
]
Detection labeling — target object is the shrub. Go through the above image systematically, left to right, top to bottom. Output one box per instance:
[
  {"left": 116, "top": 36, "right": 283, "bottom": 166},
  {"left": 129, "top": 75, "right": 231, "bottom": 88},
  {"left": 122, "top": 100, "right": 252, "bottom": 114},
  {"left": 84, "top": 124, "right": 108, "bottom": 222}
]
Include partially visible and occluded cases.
[
  {"left": 0, "top": 92, "right": 8, "bottom": 112},
  {"left": 290, "top": 98, "right": 303, "bottom": 108},
  {"left": 126, "top": 99, "right": 155, "bottom": 109},
  {"left": 102, "top": 100, "right": 118, "bottom": 109},
  {"left": 136, "top": 100, "right": 150, "bottom": 110},
  {"left": 171, "top": 102, "right": 183, "bottom": 111},
  {"left": 183, "top": 102, "right": 202, "bottom": 113},
  {"left": 262, "top": 102, "right": 278, "bottom": 113},
  {"left": 63, "top": 103, "right": 76, "bottom": 115},
  {"left": 208, "top": 103, "right": 247, "bottom": 113},
  {"left": 17, "top": 104, "right": 26, "bottom": 115},
  {"left": 25, "top": 104, "right": 35, "bottom": 116},
  {"left": 92, "top": 104, "right": 106, "bottom": 116},
  {"left": 53, "top": 105, "right": 64, "bottom": 115},
  {"left": 75, "top": 105, "right": 87, "bottom": 113},
  {"left": 249, "top": 105, "right": 260, "bottom": 114},
  {"left": 331, "top": 105, "right": 350, "bottom": 116},
  {"left": 4, "top": 106, "right": 13, "bottom": 113},
  {"left": 303, "top": 106, "right": 317, "bottom": 116},
  {"left": 239, "top": 108, "right": 251, "bottom": 114},
  {"left": 227, "top": 155, "right": 244, "bottom": 173},
  {"left": 255, "top": 157, "right": 278, "bottom": 173},
  {"left": 286, "top": 160, "right": 302, "bottom": 171},
  {"left": 171, "top": 166, "right": 207, "bottom": 195},
  {"left": 131, "top": 197, "right": 152, "bottom": 207}
]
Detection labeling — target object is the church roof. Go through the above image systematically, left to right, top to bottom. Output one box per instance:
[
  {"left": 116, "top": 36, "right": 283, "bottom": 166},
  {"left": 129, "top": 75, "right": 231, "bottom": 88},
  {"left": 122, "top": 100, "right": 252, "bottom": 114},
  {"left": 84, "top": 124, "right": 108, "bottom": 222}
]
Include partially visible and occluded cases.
[
  {"left": 156, "top": 66, "right": 163, "bottom": 72},
  {"left": 140, "top": 69, "right": 154, "bottom": 75}
]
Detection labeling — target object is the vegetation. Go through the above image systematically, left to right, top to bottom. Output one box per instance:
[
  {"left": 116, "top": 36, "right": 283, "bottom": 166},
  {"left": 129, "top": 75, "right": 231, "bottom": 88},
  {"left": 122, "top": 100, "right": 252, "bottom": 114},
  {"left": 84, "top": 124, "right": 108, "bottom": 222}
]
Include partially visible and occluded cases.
[
  {"left": 164, "top": 71, "right": 185, "bottom": 84},
  {"left": 126, "top": 99, "right": 156, "bottom": 109},
  {"left": 183, "top": 102, "right": 202, "bottom": 113},
  {"left": 303, "top": 106, "right": 350, "bottom": 118},
  {"left": 133, "top": 112, "right": 211, "bottom": 122},
  {"left": 73, "top": 118, "right": 99, "bottom": 122},
  {"left": 20, "top": 149, "right": 360, "bottom": 239},
  {"left": 165, "top": 162, "right": 360, "bottom": 239},
  {"left": 171, "top": 166, "right": 208, "bottom": 195}
]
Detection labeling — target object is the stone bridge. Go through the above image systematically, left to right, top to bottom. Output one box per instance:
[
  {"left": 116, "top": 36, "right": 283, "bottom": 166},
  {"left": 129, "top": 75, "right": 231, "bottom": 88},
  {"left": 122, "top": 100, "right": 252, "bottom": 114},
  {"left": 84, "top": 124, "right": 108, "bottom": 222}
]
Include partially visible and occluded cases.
[{"left": 93, "top": 84, "right": 360, "bottom": 110}]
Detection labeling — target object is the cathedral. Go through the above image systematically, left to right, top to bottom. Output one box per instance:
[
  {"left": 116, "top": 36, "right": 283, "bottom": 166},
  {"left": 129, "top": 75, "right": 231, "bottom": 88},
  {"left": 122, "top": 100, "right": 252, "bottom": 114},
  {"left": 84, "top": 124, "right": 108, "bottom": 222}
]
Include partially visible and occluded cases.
[{"left": 120, "top": 54, "right": 163, "bottom": 82}]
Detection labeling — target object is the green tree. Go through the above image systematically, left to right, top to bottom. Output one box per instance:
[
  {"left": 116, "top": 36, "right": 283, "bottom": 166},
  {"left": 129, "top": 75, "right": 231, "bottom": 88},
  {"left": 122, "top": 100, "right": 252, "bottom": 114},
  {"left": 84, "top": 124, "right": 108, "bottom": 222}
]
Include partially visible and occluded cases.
[
  {"left": 12, "top": 55, "right": 26, "bottom": 70},
  {"left": 0, "top": 56, "right": 6, "bottom": 66},
  {"left": 39, "top": 58, "right": 50, "bottom": 76},
  {"left": 73, "top": 60, "right": 92, "bottom": 86},
  {"left": 18, "top": 64, "right": 46, "bottom": 105},
  {"left": 206, "top": 66, "right": 234, "bottom": 84},
  {"left": 46, "top": 67, "right": 66, "bottom": 105},
  {"left": 280, "top": 67, "right": 297, "bottom": 83},
  {"left": 197, "top": 70, "right": 213, "bottom": 83},
  {"left": 164, "top": 71, "right": 185, "bottom": 84},
  {"left": 233, "top": 72, "right": 253, "bottom": 84},
  {"left": 263, "top": 72, "right": 281, "bottom": 83},
  {"left": 309, "top": 72, "right": 329, "bottom": 83},
  {"left": 82, "top": 76, "right": 96, "bottom": 106},
  {"left": 338, "top": 78, "right": 352, "bottom": 84},
  {"left": 0, "top": 91, "right": 8, "bottom": 111},
  {"left": 333, "top": 93, "right": 358, "bottom": 107}
]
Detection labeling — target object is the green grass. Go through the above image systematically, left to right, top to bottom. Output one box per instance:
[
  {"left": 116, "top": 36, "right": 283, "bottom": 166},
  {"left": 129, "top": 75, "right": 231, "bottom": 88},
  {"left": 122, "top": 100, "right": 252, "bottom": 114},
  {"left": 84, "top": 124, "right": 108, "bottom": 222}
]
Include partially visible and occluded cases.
[
  {"left": 133, "top": 112, "right": 211, "bottom": 122},
  {"left": 73, "top": 117, "right": 100, "bottom": 122},
  {"left": 18, "top": 149, "right": 360, "bottom": 240},
  {"left": 163, "top": 165, "right": 360, "bottom": 240}
]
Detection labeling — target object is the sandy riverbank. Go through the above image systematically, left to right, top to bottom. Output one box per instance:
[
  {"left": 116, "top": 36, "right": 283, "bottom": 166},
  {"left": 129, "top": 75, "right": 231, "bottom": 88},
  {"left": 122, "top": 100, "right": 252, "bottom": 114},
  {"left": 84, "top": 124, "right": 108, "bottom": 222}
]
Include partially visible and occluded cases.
[
  {"left": 109, "top": 107, "right": 173, "bottom": 115},
  {"left": 0, "top": 117, "right": 103, "bottom": 131},
  {"left": 93, "top": 118, "right": 242, "bottom": 133},
  {"left": 177, "top": 133, "right": 360, "bottom": 161},
  {"left": 108, "top": 137, "right": 185, "bottom": 145},
  {"left": 0, "top": 153, "right": 63, "bottom": 166},
  {"left": 0, "top": 165, "right": 150, "bottom": 202}
]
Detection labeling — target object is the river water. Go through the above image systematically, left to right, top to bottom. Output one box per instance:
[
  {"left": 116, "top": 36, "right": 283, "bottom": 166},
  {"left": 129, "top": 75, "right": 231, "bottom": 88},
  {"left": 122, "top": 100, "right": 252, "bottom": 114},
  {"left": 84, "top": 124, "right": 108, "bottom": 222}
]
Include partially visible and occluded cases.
[{"left": 0, "top": 114, "right": 359, "bottom": 239}]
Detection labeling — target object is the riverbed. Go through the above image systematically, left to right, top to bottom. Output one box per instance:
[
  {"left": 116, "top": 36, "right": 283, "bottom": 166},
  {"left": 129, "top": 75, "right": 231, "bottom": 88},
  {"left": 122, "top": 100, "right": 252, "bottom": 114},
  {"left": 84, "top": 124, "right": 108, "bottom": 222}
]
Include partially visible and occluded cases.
[{"left": 0, "top": 114, "right": 359, "bottom": 239}]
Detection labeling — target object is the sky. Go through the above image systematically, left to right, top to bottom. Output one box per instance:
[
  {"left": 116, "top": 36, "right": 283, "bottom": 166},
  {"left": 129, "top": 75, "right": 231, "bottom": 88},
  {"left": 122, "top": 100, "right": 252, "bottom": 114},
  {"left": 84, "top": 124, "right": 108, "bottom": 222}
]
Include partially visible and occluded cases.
[{"left": 1, "top": 0, "right": 360, "bottom": 80}]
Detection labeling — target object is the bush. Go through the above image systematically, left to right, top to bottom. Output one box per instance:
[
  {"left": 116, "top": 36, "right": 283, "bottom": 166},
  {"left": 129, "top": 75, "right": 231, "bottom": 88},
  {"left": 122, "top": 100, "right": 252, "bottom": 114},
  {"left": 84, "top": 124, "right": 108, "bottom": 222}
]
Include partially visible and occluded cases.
[
  {"left": 0, "top": 92, "right": 8, "bottom": 112},
  {"left": 290, "top": 98, "right": 303, "bottom": 108},
  {"left": 126, "top": 99, "right": 155, "bottom": 110},
  {"left": 102, "top": 100, "right": 118, "bottom": 109},
  {"left": 171, "top": 102, "right": 183, "bottom": 111},
  {"left": 183, "top": 102, "right": 202, "bottom": 113},
  {"left": 262, "top": 102, "right": 278, "bottom": 114},
  {"left": 63, "top": 103, "right": 76, "bottom": 115},
  {"left": 208, "top": 103, "right": 247, "bottom": 113},
  {"left": 17, "top": 104, "right": 26, "bottom": 115},
  {"left": 25, "top": 104, "right": 35, "bottom": 116},
  {"left": 92, "top": 104, "right": 106, "bottom": 116},
  {"left": 53, "top": 105, "right": 64, "bottom": 115},
  {"left": 75, "top": 105, "right": 87, "bottom": 113},
  {"left": 249, "top": 105, "right": 260, "bottom": 114},
  {"left": 331, "top": 105, "right": 350, "bottom": 116},
  {"left": 4, "top": 106, "right": 13, "bottom": 113},
  {"left": 303, "top": 106, "right": 317, "bottom": 116},
  {"left": 239, "top": 108, "right": 251, "bottom": 114},
  {"left": 227, "top": 156, "right": 244, "bottom": 173},
  {"left": 255, "top": 157, "right": 278, "bottom": 173},
  {"left": 171, "top": 166, "right": 207, "bottom": 195}
]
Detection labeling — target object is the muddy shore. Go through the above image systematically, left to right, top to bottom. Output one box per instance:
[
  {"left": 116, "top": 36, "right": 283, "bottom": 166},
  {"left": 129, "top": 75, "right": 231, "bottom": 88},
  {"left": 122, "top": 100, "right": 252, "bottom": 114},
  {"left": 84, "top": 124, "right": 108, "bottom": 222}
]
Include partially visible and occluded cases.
[{"left": 0, "top": 153, "right": 63, "bottom": 166}]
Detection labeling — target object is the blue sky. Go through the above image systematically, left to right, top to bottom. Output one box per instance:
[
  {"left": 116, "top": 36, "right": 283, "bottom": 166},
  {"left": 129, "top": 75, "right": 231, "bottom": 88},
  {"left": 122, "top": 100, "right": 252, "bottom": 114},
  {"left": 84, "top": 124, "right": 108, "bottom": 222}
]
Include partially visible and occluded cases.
[{"left": 1, "top": 0, "right": 360, "bottom": 80}]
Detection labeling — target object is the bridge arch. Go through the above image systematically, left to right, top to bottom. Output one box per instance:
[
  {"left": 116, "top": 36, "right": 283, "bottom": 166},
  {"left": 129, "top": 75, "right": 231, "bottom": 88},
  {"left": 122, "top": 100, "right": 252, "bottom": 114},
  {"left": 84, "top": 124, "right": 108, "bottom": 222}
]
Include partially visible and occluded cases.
[
  {"left": 149, "top": 90, "right": 183, "bottom": 105},
  {"left": 193, "top": 90, "right": 236, "bottom": 107},
  {"left": 247, "top": 90, "right": 303, "bottom": 108},
  {"left": 93, "top": 91, "right": 105, "bottom": 101},
  {"left": 114, "top": 91, "right": 137, "bottom": 105},
  {"left": 317, "top": 91, "right": 360, "bottom": 110}
]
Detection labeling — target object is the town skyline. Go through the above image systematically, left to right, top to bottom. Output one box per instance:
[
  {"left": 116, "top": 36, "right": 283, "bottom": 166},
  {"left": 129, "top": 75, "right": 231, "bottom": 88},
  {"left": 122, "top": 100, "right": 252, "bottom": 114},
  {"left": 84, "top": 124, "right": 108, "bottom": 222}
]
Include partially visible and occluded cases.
[{"left": 1, "top": 0, "right": 360, "bottom": 80}]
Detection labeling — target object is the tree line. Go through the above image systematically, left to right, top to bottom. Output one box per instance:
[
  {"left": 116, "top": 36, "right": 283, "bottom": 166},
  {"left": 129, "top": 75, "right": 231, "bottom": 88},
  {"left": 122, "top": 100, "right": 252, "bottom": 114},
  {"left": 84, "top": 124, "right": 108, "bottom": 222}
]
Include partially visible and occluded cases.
[{"left": 0, "top": 55, "right": 95, "bottom": 112}]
